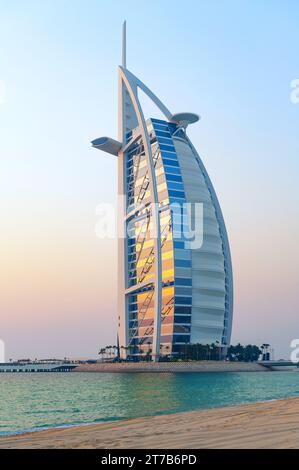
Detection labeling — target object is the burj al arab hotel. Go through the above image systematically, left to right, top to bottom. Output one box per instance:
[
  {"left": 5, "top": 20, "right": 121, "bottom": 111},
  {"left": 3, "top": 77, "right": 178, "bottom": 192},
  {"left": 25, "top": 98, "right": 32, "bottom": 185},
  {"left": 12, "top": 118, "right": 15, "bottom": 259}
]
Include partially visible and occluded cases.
[{"left": 92, "top": 23, "right": 233, "bottom": 361}]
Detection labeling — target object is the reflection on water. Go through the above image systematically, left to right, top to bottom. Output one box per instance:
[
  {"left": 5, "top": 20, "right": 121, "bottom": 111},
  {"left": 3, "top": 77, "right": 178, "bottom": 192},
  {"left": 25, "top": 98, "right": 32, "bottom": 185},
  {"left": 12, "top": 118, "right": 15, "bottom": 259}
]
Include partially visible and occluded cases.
[{"left": 0, "top": 371, "right": 299, "bottom": 435}]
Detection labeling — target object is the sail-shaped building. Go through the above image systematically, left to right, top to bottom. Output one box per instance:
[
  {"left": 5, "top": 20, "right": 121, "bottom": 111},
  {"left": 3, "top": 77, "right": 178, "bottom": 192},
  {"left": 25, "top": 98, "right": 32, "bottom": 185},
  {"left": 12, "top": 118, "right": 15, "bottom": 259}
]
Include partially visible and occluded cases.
[{"left": 92, "top": 23, "right": 233, "bottom": 361}]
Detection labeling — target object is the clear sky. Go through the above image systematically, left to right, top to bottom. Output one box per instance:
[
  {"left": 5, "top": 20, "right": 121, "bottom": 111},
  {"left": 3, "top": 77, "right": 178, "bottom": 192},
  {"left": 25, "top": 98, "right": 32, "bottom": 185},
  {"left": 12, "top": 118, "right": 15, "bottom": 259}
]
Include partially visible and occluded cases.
[{"left": 1, "top": 0, "right": 298, "bottom": 360}]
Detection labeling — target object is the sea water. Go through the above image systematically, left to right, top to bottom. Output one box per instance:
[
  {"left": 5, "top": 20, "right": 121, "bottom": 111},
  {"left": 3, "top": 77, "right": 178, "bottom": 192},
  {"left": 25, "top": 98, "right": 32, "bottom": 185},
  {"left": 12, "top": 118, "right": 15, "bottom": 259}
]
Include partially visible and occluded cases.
[{"left": 1, "top": 371, "right": 299, "bottom": 435}]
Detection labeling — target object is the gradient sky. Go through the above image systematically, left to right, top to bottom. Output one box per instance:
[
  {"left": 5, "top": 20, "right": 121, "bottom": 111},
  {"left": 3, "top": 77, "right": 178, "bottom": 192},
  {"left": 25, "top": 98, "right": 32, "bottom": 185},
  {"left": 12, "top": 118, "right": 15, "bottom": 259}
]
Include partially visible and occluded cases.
[{"left": 0, "top": 0, "right": 298, "bottom": 359}]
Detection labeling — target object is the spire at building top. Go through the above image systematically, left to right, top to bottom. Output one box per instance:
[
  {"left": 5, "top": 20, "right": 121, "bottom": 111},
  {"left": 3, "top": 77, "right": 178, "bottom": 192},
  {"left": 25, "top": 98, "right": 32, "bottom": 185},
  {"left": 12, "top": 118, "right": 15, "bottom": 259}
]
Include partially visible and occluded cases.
[{"left": 122, "top": 21, "right": 126, "bottom": 69}]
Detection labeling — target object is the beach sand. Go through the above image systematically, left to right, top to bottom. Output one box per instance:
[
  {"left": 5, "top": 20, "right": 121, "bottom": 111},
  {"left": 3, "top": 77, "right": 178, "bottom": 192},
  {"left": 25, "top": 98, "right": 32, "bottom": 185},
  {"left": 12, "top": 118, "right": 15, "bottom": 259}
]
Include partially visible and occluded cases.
[{"left": 1, "top": 397, "right": 299, "bottom": 449}]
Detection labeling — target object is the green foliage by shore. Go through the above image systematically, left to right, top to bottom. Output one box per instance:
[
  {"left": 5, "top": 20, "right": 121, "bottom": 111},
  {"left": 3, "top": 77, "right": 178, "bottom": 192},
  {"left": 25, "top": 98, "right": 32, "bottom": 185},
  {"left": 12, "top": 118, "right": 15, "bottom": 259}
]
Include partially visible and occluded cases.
[{"left": 99, "top": 342, "right": 263, "bottom": 362}]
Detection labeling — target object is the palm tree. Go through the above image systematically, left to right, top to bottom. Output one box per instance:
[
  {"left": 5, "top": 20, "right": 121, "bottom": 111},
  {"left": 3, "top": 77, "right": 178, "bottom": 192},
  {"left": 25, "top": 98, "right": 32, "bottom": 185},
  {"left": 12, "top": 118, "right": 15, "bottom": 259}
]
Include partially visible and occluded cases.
[
  {"left": 215, "top": 340, "right": 221, "bottom": 361},
  {"left": 146, "top": 342, "right": 151, "bottom": 361},
  {"left": 127, "top": 344, "right": 133, "bottom": 360},
  {"left": 108, "top": 345, "right": 114, "bottom": 360},
  {"left": 98, "top": 348, "right": 105, "bottom": 361}
]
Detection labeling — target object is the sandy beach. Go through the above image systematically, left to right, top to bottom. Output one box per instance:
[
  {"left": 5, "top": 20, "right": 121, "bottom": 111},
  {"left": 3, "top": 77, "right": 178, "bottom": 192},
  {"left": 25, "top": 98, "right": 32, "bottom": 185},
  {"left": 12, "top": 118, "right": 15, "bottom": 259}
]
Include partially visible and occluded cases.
[{"left": 1, "top": 397, "right": 299, "bottom": 449}]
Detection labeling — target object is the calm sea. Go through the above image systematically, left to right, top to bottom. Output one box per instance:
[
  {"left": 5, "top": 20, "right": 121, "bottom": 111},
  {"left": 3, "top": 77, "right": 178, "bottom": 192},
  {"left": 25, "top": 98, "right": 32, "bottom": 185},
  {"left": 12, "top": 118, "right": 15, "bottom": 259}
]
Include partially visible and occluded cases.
[{"left": 1, "top": 371, "right": 299, "bottom": 435}]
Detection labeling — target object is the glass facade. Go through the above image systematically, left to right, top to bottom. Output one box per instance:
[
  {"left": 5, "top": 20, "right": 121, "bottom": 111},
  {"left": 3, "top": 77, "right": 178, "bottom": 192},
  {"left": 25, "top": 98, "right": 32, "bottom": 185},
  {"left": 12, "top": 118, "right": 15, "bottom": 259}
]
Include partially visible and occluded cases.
[{"left": 125, "top": 118, "right": 193, "bottom": 358}]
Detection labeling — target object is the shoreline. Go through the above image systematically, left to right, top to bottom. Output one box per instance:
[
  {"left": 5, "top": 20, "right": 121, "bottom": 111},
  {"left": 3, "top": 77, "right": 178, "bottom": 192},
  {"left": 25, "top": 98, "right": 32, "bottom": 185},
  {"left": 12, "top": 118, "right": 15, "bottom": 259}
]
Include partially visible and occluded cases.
[
  {"left": 74, "top": 360, "right": 270, "bottom": 373},
  {"left": 0, "top": 396, "right": 284, "bottom": 438},
  {"left": 1, "top": 396, "right": 299, "bottom": 449}
]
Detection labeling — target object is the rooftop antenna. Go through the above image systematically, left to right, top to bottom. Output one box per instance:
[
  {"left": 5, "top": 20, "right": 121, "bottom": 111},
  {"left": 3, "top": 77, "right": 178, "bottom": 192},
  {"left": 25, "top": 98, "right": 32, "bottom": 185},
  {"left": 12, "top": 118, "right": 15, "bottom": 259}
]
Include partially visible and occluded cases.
[{"left": 122, "top": 21, "right": 126, "bottom": 69}]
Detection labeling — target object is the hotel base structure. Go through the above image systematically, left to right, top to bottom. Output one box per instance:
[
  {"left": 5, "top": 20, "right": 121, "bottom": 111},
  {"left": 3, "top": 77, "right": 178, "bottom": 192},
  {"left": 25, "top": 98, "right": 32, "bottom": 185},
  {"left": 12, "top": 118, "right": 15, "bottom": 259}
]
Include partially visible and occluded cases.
[{"left": 92, "top": 23, "right": 233, "bottom": 361}]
